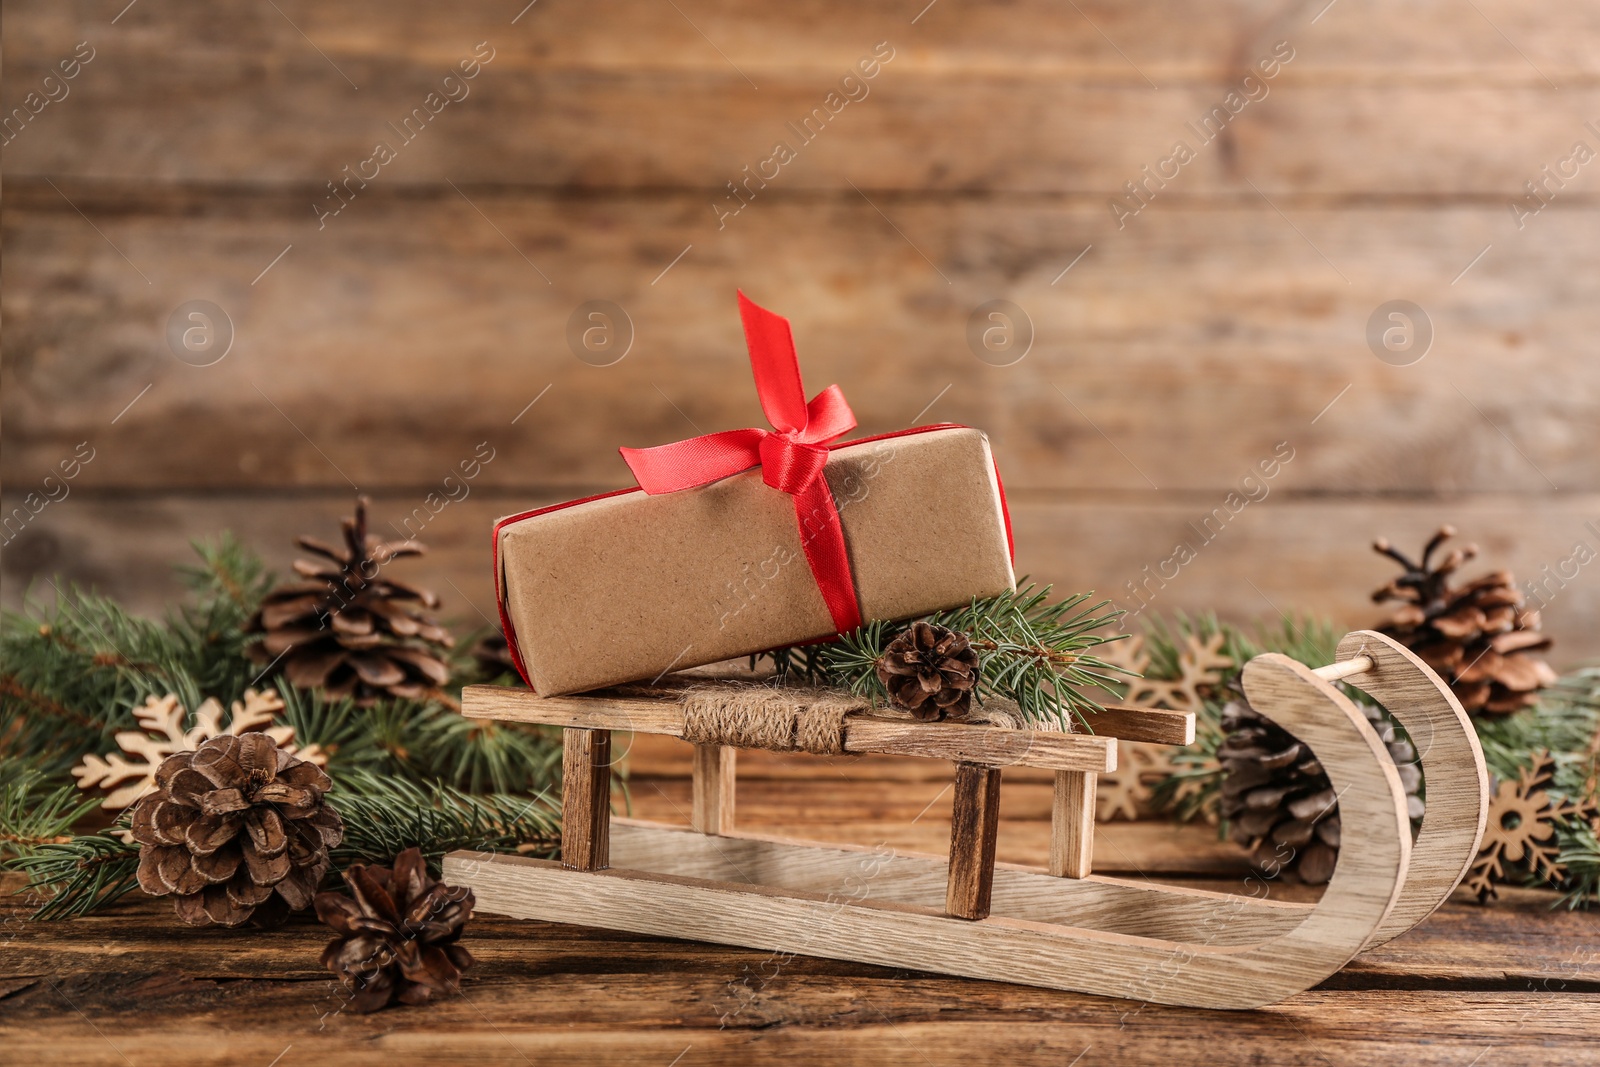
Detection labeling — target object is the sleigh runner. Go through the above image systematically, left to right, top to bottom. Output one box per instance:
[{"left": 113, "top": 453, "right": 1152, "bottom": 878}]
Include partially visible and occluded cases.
[{"left": 444, "top": 630, "right": 1488, "bottom": 1010}]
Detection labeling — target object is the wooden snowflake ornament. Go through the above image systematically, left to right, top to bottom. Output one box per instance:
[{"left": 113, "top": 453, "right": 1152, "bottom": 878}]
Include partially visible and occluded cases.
[
  {"left": 1121, "top": 630, "right": 1232, "bottom": 710},
  {"left": 1095, "top": 632, "right": 1231, "bottom": 821},
  {"left": 72, "top": 689, "right": 325, "bottom": 810},
  {"left": 1465, "top": 751, "right": 1599, "bottom": 901}
]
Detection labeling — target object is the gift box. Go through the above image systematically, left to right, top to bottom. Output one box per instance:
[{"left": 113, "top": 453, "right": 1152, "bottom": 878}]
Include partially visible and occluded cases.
[{"left": 494, "top": 294, "right": 1016, "bottom": 696}]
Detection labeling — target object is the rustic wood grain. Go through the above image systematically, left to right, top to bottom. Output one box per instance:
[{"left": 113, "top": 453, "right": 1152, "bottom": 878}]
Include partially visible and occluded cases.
[
  {"left": 3, "top": 0, "right": 1596, "bottom": 1055},
  {"left": 5, "top": 1, "right": 1599, "bottom": 193},
  {"left": 6, "top": 190, "right": 1596, "bottom": 497},
  {"left": 1337, "top": 632, "right": 1489, "bottom": 948},
  {"left": 462, "top": 686, "right": 1119, "bottom": 773},
  {"left": 1085, "top": 706, "right": 1195, "bottom": 744},
  {"left": 846, "top": 718, "right": 1114, "bottom": 772},
  {"left": 561, "top": 727, "right": 612, "bottom": 870},
  {"left": 691, "top": 743, "right": 736, "bottom": 834},
  {"left": 944, "top": 762, "right": 1002, "bottom": 920},
  {"left": 1, "top": 764, "right": 1592, "bottom": 1066},
  {"left": 1050, "top": 769, "right": 1097, "bottom": 878},
  {"left": 594, "top": 818, "right": 1309, "bottom": 944},
  {"left": 4, "top": 886, "right": 1599, "bottom": 1067}
]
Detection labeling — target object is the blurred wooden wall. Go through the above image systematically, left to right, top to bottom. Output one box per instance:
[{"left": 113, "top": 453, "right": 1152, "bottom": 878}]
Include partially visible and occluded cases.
[{"left": 5, "top": 1, "right": 1600, "bottom": 662}]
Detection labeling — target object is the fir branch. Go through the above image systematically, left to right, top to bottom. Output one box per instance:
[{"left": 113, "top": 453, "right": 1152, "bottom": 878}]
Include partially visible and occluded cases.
[
  {"left": 177, "top": 533, "right": 271, "bottom": 614},
  {"left": 1, "top": 537, "right": 276, "bottom": 764},
  {"left": 792, "top": 583, "right": 1126, "bottom": 730},
  {"left": 0, "top": 673, "right": 101, "bottom": 734},
  {"left": 1475, "top": 673, "right": 1600, "bottom": 788},
  {"left": 271, "top": 683, "right": 562, "bottom": 796},
  {"left": 415, "top": 713, "right": 563, "bottom": 796},
  {"left": 0, "top": 760, "right": 102, "bottom": 860},
  {"left": 6, "top": 772, "right": 562, "bottom": 919},
  {"left": 329, "top": 772, "right": 561, "bottom": 874},
  {"left": 1556, "top": 820, "right": 1600, "bottom": 910},
  {"left": 7, "top": 832, "right": 141, "bottom": 921}
]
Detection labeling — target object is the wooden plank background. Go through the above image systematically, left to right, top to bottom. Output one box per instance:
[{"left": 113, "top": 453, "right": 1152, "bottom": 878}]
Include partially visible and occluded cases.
[{"left": 5, "top": 0, "right": 1600, "bottom": 660}]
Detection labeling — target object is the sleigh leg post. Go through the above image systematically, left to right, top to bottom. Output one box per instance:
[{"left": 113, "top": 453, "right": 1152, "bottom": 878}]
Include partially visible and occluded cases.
[
  {"left": 562, "top": 727, "right": 612, "bottom": 870},
  {"left": 691, "top": 744, "right": 737, "bottom": 834},
  {"left": 946, "top": 761, "right": 1002, "bottom": 920},
  {"left": 1050, "top": 770, "right": 1097, "bottom": 878}
]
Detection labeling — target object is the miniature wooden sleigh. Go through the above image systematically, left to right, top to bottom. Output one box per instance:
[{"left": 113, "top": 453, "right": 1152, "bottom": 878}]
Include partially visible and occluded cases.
[{"left": 443, "top": 630, "right": 1488, "bottom": 1010}]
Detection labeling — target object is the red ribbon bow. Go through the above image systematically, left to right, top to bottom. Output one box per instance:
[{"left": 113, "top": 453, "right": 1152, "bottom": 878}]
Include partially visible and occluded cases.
[{"left": 619, "top": 292, "right": 864, "bottom": 633}]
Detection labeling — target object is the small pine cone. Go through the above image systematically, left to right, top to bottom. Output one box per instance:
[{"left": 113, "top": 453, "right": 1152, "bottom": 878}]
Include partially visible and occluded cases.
[
  {"left": 247, "top": 496, "right": 455, "bottom": 705},
  {"left": 1372, "top": 527, "right": 1555, "bottom": 716},
  {"left": 874, "top": 621, "right": 980, "bottom": 721},
  {"left": 1219, "top": 694, "right": 1423, "bottom": 885},
  {"left": 130, "top": 733, "right": 343, "bottom": 926},
  {"left": 315, "top": 847, "right": 476, "bottom": 1013}
]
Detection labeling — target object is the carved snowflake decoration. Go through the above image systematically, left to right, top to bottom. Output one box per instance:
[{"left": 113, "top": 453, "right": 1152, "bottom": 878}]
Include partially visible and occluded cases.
[
  {"left": 1121, "top": 631, "right": 1231, "bottom": 710},
  {"left": 1095, "top": 632, "right": 1231, "bottom": 822},
  {"left": 1095, "top": 632, "right": 1151, "bottom": 681},
  {"left": 72, "top": 689, "right": 326, "bottom": 810},
  {"left": 1097, "top": 742, "right": 1179, "bottom": 821},
  {"left": 1465, "top": 751, "right": 1598, "bottom": 902}
]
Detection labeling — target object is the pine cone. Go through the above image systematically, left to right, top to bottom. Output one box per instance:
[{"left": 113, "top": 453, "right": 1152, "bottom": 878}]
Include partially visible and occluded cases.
[
  {"left": 248, "top": 496, "right": 454, "bottom": 705},
  {"left": 1372, "top": 526, "right": 1555, "bottom": 716},
  {"left": 875, "top": 621, "right": 980, "bottom": 721},
  {"left": 1219, "top": 693, "right": 1423, "bottom": 885},
  {"left": 130, "top": 733, "right": 343, "bottom": 926},
  {"left": 315, "top": 847, "right": 476, "bottom": 1013}
]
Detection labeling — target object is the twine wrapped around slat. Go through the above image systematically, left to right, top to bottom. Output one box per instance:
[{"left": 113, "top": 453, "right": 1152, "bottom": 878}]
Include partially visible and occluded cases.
[{"left": 681, "top": 686, "right": 868, "bottom": 755}]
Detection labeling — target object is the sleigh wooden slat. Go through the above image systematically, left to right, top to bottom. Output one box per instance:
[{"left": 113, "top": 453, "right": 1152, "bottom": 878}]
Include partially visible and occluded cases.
[{"left": 460, "top": 686, "right": 1163, "bottom": 775}]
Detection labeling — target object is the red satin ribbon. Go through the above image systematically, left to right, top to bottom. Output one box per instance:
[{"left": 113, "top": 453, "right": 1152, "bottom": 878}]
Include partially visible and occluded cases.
[{"left": 619, "top": 292, "right": 864, "bottom": 633}]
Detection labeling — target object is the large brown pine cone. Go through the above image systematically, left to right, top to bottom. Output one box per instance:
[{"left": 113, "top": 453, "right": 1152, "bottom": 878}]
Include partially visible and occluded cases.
[
  {"left": 248, "top": 496, "right": 454, "bottom": 705},
  {"left": 1372, "top": 526, "right": 1555, "bottom": 716},
  {"left": 874, "top": 621, "right": 981, "bottom": 721},
  {"left": 1219, "top": 694, "right": 1423, "bottom": 885},
  {"left": 130, "top": 733, "right": 343, "bottom": 926},
  {"left": 314, "top": 847, "right": 475, "bottom": 1013}
]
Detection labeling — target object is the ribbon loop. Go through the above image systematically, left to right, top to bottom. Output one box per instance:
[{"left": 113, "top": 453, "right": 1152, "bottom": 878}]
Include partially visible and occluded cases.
[{"left": 619, "top": 292, "right": 864, "bottom": 634}]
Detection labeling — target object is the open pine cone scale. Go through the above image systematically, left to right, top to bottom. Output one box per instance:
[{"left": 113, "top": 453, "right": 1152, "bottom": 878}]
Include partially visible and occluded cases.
[
  {"left": 247, "top": 497, "right": 454, "bottom": 705},
  {"left": 1372, "top": 527, "right": 1555, "bottom": 716},
  {"left": 874, "top": 621, "right": 980, "bottom": 721},
  {"left": 132, "top": 733, "right": 343, "bottom": 926},
  {"left": 316, "top": 848, "right": 475, "bottom": 1012}
]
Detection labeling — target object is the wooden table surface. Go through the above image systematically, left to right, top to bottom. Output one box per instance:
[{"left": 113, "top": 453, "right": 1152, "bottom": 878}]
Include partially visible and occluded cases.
[{"left": 4, "top": 735, "right": 1598, "bottom": 1065}]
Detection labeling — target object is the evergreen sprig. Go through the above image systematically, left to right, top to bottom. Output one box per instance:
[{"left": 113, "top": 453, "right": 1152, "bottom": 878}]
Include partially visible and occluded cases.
[
  {"left": 1, "top": 533, "right": 567, "bottom": 921},
  {"left": 1, "top": 535, "right": 272, "bottom": 773},
  {"left": 1, "top": 539, "right": 561, "bottom": 797},
  {"left": 765, "top": 583, "right": 1127, "bottom": 730},
  {"left": 1476, "top": 669, "right": 1600, "bottom": 908},
  {"left": 272, "top": 683, "right": 559, "bottom": 796},
  {"left": 0, "top": 759, "right": 102, "bottom": 862},
  {"left": 5, "top": 772, "right": 561, "bottom": 920},
  {"left": 329, "top": 772, "right": 561, "bottom": 872},
  {"left": 7, "top": 831, "right": 140, "bottom": 921}
]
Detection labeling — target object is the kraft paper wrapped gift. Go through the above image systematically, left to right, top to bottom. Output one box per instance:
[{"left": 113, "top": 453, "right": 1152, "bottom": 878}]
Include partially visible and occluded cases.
[{"left": 493, "top": 294, "right": 1016, "bottom": 697}]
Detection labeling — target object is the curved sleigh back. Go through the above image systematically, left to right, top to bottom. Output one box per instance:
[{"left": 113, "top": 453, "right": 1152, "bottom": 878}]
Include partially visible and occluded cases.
[{"left": 1329, "top": 630, "right": 1490, "bottom": 947}]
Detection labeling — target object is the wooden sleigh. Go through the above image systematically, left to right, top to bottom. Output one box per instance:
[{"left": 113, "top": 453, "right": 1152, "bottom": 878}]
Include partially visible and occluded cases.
[{"left": 443, "top": 630, "right": 1488, "bottom": 1010}]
